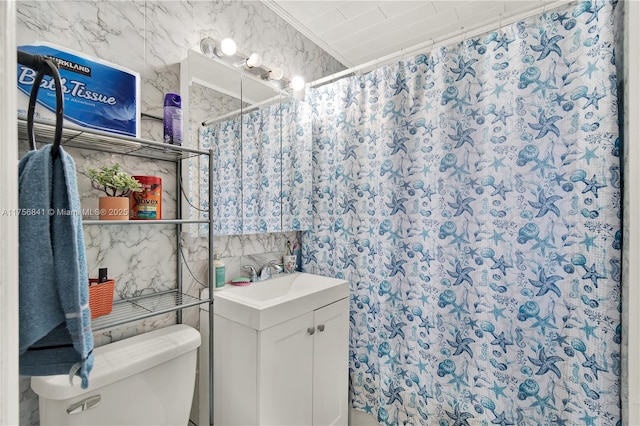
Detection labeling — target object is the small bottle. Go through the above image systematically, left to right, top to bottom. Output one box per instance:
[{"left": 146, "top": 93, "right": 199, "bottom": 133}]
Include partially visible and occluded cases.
[
  {"left": 163, "top": 93, "right": 182, "bottom": 145},
  {"left": 213, "top": 253, "right": 226, "bottom": 291}
]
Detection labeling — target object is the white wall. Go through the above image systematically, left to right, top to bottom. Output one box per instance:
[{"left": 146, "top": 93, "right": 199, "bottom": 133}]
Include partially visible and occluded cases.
[{"left": 0, "top": 1, "right": 19, "bottom": 425}]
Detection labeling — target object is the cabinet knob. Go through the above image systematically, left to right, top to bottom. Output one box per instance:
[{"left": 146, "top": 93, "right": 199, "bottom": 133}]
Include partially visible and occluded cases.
[
  {"left": 317, "top": 324, "right": 325, "bottom": 332},
  {"left": 307, "top": 327, "right": 315, "bottom": 335}
]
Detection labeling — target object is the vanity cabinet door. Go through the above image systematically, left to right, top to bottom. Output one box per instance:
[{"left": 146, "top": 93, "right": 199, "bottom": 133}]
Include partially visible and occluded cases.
[
  {"left": 312, "top": 298, "right": 349, "bottom": 426},
  {"left": 259, "top": 311, "right": 314, "bottom": 425}
]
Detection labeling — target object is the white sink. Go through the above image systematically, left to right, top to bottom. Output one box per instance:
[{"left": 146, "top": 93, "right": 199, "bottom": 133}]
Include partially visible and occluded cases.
[{"left": 210, "top": 272, "right": 349, "bottom": 330}]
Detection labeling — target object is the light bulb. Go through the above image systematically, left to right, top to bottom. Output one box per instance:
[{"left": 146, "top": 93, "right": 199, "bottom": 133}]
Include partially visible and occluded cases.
[
  {"left": 219, "top": 38, "right": 237, "bottom": 56},
  {"left": 246, "top": 53, "right": 262, "bottom": 69},
  {"left": 268, "top": 67, "right": 284, "bottom": 81},
  {"left": 291, "top": 76, "right": 305, "bottom": 91}
]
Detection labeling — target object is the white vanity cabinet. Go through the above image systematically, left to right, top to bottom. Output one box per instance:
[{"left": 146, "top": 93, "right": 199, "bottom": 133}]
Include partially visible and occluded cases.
[{"left": 213, "top": 297, "right": 349, "bottom": 426}]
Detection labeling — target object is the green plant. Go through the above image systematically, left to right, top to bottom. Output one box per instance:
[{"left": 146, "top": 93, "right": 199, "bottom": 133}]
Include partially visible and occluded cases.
[{"left": 87, "top": 164, "right": 142, "bottom": 197}]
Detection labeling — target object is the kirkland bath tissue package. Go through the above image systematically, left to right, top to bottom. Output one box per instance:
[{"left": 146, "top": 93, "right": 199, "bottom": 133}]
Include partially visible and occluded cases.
[{"left": 17, "top": 42, "right": 140, "bottom": 138}]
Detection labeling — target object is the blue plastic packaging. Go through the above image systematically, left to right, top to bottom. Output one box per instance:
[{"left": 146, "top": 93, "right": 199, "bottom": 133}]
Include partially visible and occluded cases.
[
  {"left": 17, "top": 42, "right": 140, "bottom": 137},
  {"left": 163, "top": 93, "right": 182, "bottom": 145}
]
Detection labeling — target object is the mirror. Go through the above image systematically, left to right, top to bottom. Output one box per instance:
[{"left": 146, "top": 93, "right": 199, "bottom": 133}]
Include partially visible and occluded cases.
[{"left": 180, "top": 49, "right": 312, "bottom": 236}]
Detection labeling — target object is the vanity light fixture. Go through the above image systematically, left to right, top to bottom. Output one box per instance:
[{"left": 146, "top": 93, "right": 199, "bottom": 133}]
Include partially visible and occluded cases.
[
  {"left": 200, "top": 36, "right": 237, "bottom": 58},
  {"left": 198, "top": 37, "right": 300, "bottom": 92},
  {"left": 199, "top": 37, "right": 217, "bottom": 58},
  {"left": 218, "top": 38, "right": 237, "bottom": 56},
  {"left": 235, "top": 53, "right": 262, "bottom": 70},
  {"left": 245, "top": 53, "right": 262, "bottom": 69},
  {"left": 266, "top": 67, "right": 284, "bottom": 81},
  {"left": 290, "top": 76, "right": 305, "bottom": 91}
]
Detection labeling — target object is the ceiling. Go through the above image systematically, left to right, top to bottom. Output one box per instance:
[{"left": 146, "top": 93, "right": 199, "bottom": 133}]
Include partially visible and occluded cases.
[{"left": 263, "top": 1, "right": 561, "bottom": 69}]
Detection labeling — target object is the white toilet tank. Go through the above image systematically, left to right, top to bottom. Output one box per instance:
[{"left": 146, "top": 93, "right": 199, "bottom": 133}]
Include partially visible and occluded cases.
[{"left": 31, "top": 324, "right": 201, "bottom": 426}]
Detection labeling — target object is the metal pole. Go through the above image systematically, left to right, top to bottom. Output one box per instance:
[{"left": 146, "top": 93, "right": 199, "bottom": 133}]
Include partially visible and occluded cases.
[
  {"left": 208, "top": 148, "right": 215, "bottom": 426},
  {"left": 176, "top": 158, "right": 183, "bottom": 324}
]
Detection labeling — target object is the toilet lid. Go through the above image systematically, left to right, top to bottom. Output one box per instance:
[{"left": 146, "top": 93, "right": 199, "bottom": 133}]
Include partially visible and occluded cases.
[{"left": 31, "top": 325, "right": 201, "bottom": 400}]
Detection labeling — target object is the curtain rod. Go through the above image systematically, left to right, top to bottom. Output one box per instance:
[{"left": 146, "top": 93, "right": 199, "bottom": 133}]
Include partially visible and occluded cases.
[
  {"left": 310, "top": 0, "right": 575, "bottom": 88},
  {"left": 201, "top": 94, "right": 284, "bottom": 127}
]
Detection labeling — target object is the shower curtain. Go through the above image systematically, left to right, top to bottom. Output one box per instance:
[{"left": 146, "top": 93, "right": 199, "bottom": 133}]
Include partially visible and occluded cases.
[
  {"left": 302, "top": 1, "right": 621, "bottom": 424},
  {"left": 198, "top": 99, "right": 312, "bottom": 235},
  {"left": 281, "top": 99, "right": 314, "bottom": 232},
  {"left": 240, "top": 104, "right": 283, "bottom": 234},
  {"left": 198, "top": 106, "right": 282, "bottom": 235},
  {"left": 199, "top": 119, "right": 243, "bottom": 235}
]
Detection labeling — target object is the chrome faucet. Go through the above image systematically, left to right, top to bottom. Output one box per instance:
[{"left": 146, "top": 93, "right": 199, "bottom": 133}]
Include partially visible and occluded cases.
[
  {"left": 259, "top": 260, "right": 283, "bottom": 281},
  {"left": 242, "top": 265, "right": 258, "bottom": 282}
]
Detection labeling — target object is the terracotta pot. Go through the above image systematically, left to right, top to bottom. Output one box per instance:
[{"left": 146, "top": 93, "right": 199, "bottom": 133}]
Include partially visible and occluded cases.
[{"left": 98, "top": 196, "right": 130, "bottom": 220}]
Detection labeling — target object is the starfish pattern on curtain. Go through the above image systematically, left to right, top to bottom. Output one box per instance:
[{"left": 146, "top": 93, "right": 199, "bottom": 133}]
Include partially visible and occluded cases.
[
  {"left": 303, "top": 1, "right": 621, "bottom": 424},
  {"left": 198, "top": 99, "right": 312, "bottom": 235}
]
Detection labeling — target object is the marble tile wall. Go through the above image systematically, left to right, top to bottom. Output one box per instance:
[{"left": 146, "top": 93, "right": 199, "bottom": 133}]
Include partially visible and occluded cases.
[
  {"left": 16, "top": 1, "right": 344, "bottom": 423},
  {"left": 189, "top": 82, "right": 245, "bottom": 132}
]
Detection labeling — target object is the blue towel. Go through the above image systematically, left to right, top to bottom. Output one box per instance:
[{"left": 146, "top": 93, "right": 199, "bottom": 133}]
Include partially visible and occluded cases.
[{"left": 19, "top": 144, "right": 94, "bottom": 388}]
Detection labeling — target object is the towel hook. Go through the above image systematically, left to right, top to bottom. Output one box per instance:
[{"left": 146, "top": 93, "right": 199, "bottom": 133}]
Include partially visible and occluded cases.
[{"left": 17, "top": 51, "right": 64, "bottom": 158}]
